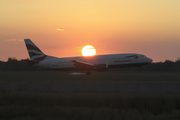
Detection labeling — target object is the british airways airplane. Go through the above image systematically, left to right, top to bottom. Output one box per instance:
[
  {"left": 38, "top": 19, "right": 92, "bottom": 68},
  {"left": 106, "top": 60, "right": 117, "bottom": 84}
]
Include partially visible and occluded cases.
[{"left": 24, "top": 39, "right": 153, "bottom": 75}]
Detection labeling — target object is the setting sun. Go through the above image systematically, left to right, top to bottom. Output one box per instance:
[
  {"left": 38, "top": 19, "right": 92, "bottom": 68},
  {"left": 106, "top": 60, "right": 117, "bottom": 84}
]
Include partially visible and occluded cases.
[{"left": 82, "top": 45, "right": 96, "bottom": 56}]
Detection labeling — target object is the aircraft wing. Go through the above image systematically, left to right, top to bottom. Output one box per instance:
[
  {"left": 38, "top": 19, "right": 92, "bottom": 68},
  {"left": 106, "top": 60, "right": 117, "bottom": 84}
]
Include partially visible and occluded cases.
[
  {"left": 70, "top": 60, "right": 95, "bottom": 69},
  {"left": 70, "top": 60, "right": 109, "bottom": 71}
]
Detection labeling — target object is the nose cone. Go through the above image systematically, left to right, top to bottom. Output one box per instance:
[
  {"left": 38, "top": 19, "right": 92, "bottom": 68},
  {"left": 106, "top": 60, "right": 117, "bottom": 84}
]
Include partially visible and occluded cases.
[{"left": 148, "top": 58, "right": 153, "bottom": 63}]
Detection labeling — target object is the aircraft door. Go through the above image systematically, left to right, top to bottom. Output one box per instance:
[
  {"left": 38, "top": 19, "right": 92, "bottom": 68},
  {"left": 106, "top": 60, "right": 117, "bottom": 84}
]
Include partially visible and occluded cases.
[
  {"left": 134, "top": 55, "right": 138, "bottom": 63},
  {"left": 47, "top": 61, "right": 52, "bottom": 69}
]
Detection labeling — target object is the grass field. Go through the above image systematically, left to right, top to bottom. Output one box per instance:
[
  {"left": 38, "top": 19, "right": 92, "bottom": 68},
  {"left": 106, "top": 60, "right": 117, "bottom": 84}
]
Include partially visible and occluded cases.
[
  {"left": 0, "top": 71, "right": 180, "bottom": 120},
  {"left": 0, "top": 71, "right": 180, "bottom": 82}
]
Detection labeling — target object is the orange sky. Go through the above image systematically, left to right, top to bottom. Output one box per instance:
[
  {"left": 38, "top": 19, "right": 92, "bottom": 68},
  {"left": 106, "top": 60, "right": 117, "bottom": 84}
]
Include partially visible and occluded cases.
[{"left": 0, "top": 0, "right": 180, "bottom": 62}]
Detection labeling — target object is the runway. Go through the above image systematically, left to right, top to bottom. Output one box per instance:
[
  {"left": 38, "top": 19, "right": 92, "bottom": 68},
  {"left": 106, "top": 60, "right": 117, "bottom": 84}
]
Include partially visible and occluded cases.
[
  {"left": 0, "top": 71, "right": 180, "bottom": 94},
  {"left": 1, "top": 82, "right": 180, "bottom": 94}
]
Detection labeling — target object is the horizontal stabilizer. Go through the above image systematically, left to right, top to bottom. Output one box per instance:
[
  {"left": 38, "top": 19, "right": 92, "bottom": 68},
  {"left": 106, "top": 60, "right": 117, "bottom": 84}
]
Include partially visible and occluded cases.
[{"left": 27, "top": 60, "right": 39, "bottom": 66}]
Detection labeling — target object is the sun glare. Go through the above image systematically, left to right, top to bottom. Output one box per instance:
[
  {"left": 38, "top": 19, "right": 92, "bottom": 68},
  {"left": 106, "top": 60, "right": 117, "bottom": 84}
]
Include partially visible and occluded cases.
[{"left": 82, "top": 45, "right": 96, "bottom": 56}]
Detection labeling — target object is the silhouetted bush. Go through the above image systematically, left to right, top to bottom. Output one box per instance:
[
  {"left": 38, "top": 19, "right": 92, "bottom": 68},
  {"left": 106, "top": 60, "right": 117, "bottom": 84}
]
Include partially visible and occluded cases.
[{"left": 0, "top": 58, "right": 40, "bottom": 71}]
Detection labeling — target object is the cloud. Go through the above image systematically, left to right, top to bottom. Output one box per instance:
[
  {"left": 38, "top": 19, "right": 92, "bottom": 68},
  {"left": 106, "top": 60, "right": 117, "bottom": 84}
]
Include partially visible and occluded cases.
[
  {"left": 56, "top": 28, "right": 64, "bottom": 31},
  {"left": 4, "top": 39, "right": 23, "bottom": 42}
]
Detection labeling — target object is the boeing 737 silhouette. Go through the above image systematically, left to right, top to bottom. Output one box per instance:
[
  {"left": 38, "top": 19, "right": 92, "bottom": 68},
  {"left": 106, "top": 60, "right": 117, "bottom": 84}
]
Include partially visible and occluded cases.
[{"left": 24, "top": 39, "right": 153, "bottom": 75}]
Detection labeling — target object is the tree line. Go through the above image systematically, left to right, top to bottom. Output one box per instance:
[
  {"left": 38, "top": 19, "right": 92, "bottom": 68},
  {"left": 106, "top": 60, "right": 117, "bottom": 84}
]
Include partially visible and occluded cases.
[
  {"left": 0, "top": 58, "right": 180, "bottom": 72},
  {"left": 0, "top": 58, "right": 41, "bottom": 71}
]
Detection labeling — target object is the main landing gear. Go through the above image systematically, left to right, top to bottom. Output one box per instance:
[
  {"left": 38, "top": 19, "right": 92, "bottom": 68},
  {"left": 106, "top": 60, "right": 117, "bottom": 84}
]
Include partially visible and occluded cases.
[{"left": 86, "top": 71, "right": 91, "bottom": 75}]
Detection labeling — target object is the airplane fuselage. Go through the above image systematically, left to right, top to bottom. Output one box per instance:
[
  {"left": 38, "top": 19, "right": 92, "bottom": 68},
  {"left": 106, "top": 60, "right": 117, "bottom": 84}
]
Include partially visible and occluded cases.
[
  {"left": 24, "top": 39, "right": 153, "bottom": 74},
  {"left": 36, "top": 53, "right": 152, "bottom": 71}
]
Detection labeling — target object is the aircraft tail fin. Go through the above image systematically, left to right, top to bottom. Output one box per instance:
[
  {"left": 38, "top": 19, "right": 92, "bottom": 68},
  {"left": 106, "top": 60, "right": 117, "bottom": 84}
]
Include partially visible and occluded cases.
[{"left": 24, "top": 39, "right": 47, "bottom": 61}]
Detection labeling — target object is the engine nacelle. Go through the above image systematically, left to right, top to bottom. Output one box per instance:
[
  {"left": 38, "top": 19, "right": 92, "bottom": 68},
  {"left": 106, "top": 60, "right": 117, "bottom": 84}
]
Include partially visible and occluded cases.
[{"left": 94, "top": 64, "right": 109, "bottom": 71}]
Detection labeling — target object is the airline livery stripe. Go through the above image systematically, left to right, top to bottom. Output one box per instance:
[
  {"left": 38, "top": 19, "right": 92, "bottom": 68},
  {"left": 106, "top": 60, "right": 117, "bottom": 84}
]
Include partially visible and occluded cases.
[
  {"left": 26, "top": 44, "right": 42, "bottom": 52},
  {"left": 28, "top": 50, "right": 44, "bottom": 54},
  {"left": 29, "top": 52, "right": 42, "bottom": 58},
  {"left": 30, "top": 54, "right": 45, "bottom": 61},
  {"left": 33, "top": 55, "right": 47, "bottom": 61},
  {"left": 125, "top": 55, "right": 138, "bottom": 59}
]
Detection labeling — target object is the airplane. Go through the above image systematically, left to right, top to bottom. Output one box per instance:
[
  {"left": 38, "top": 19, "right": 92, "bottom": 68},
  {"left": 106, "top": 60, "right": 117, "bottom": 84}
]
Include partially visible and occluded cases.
[{"left": 24, "top": 39, "right": 153, "bottom": 75}]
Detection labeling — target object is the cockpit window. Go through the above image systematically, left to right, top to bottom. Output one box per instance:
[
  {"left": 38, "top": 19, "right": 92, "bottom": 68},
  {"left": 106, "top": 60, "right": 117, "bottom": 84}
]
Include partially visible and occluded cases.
[{"left": 141, "top": 55, "right": 146, "bottom": 58}]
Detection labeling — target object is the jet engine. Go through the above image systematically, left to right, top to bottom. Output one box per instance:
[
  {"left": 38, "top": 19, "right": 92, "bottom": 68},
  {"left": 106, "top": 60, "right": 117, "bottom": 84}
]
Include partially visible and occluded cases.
[{"left": 94, "top": 64, "right": 109, "bottom": 71}]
